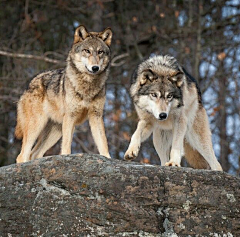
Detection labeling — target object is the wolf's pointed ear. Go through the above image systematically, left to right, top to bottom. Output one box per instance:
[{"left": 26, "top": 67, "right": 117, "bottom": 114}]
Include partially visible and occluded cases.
[
  {"left": 74, "top": 25, "right": 89, "bottom": 44},
  {"left": 99, "top": 28, "right": 113, "bottom": 47},
  {"left": 140, "top": 70, "right": 157, "bottom": 86},
  {"left": 171, "top": 71, "right": 184, "bottom": 87}
]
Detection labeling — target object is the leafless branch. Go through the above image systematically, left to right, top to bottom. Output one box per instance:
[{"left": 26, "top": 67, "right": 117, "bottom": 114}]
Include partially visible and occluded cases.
[
  {"left": 0, "top": 50, "right": 65, "bottom": 65},
  {"left": 0, "top": 50, "right": 129, "bottom": 67},
  {"left": 111, "top": 53, "right": 129, "bottom": 67},
  {"left": 0, "top": 136, "right": 9, "bottom": 143},
  {"left": 73, "top": 136, "right": 93, "bottom": 154}
]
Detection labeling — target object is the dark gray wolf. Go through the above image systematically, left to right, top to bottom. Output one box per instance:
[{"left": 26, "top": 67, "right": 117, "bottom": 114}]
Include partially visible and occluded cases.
[
  {"left": 15, "top": 25, "right": 112, "bottom": 163},
  {"left": 124, "top": 55, "right": 222, "bottom": 171}
]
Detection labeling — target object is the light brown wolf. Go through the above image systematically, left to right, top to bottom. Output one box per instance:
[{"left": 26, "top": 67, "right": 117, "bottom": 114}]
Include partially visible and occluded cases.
[
  {"left": 15, "top": 25, "right": 112, "bottom": 163},
  {"left": 124, "top": 55, "right": 222, "bottom": 171}
]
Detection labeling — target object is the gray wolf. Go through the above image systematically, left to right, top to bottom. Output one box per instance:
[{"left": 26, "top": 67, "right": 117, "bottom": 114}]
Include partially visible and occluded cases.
[
  {"left": 15, "top": 25, "right": 112, "bottom": 163},
  {"left": 124, "top": 55, "right": 222, "bottom": 171}
]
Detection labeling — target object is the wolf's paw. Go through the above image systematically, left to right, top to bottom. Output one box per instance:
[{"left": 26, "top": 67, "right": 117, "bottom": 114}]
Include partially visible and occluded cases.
[
  {"left": 124, "top": 147, "right": 139, "bottom": 161},
  {"left": 104, "top": 153, "right": 111, "bottom": 159},
  {"left": 16, "top": 156, "right": 24, "bottom": 164},
  {"left": 165, "top": 161, "right": 181, "bottom": 167}
]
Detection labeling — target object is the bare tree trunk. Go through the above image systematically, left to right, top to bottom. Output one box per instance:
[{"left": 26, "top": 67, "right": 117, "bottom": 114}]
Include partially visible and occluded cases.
[
  {"left": 194, "top": 0, "right": 202, "bottom": 81},
  {"left": 91, "top": 2, "right": 103, "bottom": 31},
  {"left": 217, "top": 5, "right": 230, "bottom": 172},
  {"left": 218, "top": 62, "right": 230, "bottom": 171},
  {"left": 0, "top": 114, "right": 8, "bottom": 166}
]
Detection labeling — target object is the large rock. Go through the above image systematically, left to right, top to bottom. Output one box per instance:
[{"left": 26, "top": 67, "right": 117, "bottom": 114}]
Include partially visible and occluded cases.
[{"left": 0, "top": 154, "right": 239, "bottom": 236}]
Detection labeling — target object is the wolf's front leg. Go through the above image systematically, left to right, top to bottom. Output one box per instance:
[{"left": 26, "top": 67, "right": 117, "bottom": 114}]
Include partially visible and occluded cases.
[
  {"left": 88, "top": 110, "right": 110, "bottom": 158},
  {"left": 61, "top": 115, "right": 75, "bottom": 155},
  {"left": 165, "top": 115, "right": 187, "bottom": 167},
  {"left": 124, "top": 120, "right": 153, "bottom": 161}
]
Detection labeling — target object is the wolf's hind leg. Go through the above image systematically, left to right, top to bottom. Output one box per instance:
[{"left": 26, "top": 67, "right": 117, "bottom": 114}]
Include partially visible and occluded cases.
[
  {"left": 186, "top": 108, "right": 222, "bottom": 171},
  {"left": 16, "top": 115, "right": 48, "bottom": 163},
  {"left": 124, "top": 120, "right": 153, "bottom": 161},
  {"left": 30, "top": 121, "right": 62, "bottom": 160},
  {"left": 153, "top": 129, "right": 172, "bottom": 166},
  {"left": 184, "top": 141, "right": 210, "bottom": 169}
]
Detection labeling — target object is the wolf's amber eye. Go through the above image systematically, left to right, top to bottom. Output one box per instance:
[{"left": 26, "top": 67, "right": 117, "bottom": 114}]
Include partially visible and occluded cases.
[
  {"left": 83, "top": 49, "right": 90, "bottom": 54},
  {"left": 98, "top": 50, "right": 104, "bottom": 55},
  {"left": 151, "top": 93, "right": 158, "bottom": 98},
  {"left": 167, "top": 94, "right": 173, "bottom": 99}
]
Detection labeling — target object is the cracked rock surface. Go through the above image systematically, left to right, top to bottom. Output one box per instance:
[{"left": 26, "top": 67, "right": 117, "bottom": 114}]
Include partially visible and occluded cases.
[{"left": 0, "top": 154, "right": 239, "bottom": 236}]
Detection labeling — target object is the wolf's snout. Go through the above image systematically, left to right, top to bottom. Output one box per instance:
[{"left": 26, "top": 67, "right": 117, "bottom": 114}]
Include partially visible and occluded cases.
[
  {"left": 92, "top": 66, "right": 99, "bottom": 73},
  {"left": 159, "top": 113, "right": 167, "bottom": 120}
]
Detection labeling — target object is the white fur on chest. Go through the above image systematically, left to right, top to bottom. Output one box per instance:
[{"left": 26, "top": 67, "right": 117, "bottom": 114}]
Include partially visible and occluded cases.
[{"left": 155, "top": 118, "right": 173, "bottom": 130}]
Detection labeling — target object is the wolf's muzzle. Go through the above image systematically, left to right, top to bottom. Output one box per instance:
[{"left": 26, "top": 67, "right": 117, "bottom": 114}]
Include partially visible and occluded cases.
[{"left": 159, "top": 113, "right": 167, "bottom": 120}]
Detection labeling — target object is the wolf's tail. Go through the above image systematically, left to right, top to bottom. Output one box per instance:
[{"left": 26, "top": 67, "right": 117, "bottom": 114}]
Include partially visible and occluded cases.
[
  {"left": 15, "top": 117, "right": 23, "bottom": 139},
  {"left": 184, "top": 141, "right": 210, "bottom": 169}
]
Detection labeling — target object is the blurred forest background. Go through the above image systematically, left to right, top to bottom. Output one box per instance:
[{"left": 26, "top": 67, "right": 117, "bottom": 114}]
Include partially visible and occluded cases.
[{"left": 0, "top": 0, "right": 239, "bottom": 174}]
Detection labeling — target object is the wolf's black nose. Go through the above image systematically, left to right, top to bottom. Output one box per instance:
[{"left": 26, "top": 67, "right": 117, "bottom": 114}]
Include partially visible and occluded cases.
[
  {"left": 92, "top": 66, "right": 99, "bottom": 72},
  {"left": 159, "top": 113, "right": 167, "bottom": 120}
]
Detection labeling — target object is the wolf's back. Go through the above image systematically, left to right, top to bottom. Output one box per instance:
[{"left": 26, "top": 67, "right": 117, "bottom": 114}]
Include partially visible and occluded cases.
[
  {"left": 15, "top": 68, "right": 65, "bottom": 139},
  {"left": 26, "top": 68, "right": 65, "bottom": 95}
]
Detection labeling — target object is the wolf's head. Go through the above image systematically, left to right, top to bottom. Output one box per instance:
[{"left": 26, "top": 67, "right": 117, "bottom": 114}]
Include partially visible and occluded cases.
[
  {"left": 69, "top": 25, "right": 112, "bottom": 75},
  {"left": 132, "top": 56, "right": 185, "bottom": 120}
]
